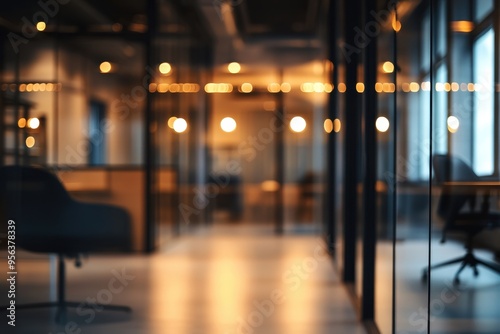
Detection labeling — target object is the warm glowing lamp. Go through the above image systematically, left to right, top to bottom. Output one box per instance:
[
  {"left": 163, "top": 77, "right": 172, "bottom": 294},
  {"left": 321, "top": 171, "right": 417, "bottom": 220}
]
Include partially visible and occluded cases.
[
  {"left": 450, "top": 21, "right": 474, "bottom": 33},
  {"left": 36, "top": 22, "right": 46, "bottom": 31},
  {"left": 100, "top": 61, "right": 112, "bottom": 73},
  {"left": 382, "top": 61, "right": 395, "bottom": 73},
  {"left": 159, "top": 62, "right": 172, "bottom": 74},
  {"left": 228, "top": 62, "right": 241, "bottom": 74},
  {"left": 240, "top": 83, "right": 253, "bottom": 93},
  {"left": 290, "top": 116, "right": 306, "bottom": 133},
  {"left": 447, "top": 116, "right": 460, "bottom": 133},
  {"left": 28, "top": 117, "right": 40, "bottom": 129},
  {"left": 168, "top": 117, "right": 177, "bottom": 129},
  {"left": 220, "top": 117, "right": 237, "bottom": 133},
  {"left": 376, "top": 117, "right": 390, "bottom": 132},
  {"left": 18, "top": 118, "right": 27, "bottom": 128},
  {"left": 173, "top": 118, "right": 187, "bottom": 133},
  {"left": 324, "top": 119, "right": 333, "bottom": 133},
  {"left": 333, "top": 119, "right": 342, "bottom": 133},
  {"left": 26, "top": 136, "right": 35, "bottom": 148}
]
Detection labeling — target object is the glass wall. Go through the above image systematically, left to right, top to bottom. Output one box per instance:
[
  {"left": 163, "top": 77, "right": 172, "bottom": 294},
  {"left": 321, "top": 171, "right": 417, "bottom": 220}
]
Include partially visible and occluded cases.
[
  {"left": 150, "top": 0, "right": 212, "bottom": 246},
  {"left": 333, "top": 0, "right": 500, "bottom": 333},
  {"left": 0, "top": 1, "right": 207, "bottom": 252},
  {"left": 429, "top": 1, "right": 500, "bottom": 333},
  {"left": 1, "top": 33, "right": 149, "bottom": 251}
]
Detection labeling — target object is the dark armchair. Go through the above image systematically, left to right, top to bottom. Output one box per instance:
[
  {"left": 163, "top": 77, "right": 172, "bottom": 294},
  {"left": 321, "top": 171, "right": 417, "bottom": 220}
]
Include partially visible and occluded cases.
[
  {"left": 422, "top": 155, "right": 500, "bottom": 284},
  {"left": 0, "top": 166, "right": 132, "bottom": 322}
]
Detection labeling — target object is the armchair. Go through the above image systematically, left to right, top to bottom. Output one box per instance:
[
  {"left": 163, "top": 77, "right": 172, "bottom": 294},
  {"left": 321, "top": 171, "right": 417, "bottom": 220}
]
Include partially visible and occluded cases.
[
  {"left": 422, "top": 155, "right": 500, "bottom": 284},
  {"left": 0, "top": 165, "right": 132, "bottom": 323}
]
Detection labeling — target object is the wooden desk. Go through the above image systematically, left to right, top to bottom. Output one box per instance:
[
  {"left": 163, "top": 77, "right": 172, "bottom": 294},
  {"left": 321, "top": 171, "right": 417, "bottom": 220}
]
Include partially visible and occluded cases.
[
  {"left": 58, "top": 170, "right": 110, "bottom": 194},
  {"left": 442, "top": 181, "right": 500, "bottom": 213},
  {"left": 443, "top": 181, "right": 500, "bottom": 188}
]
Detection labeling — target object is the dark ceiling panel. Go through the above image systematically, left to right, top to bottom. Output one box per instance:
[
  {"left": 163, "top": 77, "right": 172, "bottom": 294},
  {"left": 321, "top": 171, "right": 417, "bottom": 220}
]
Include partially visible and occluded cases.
[{"left": 234, "top": 0, "right": 322, "bottom": 38}]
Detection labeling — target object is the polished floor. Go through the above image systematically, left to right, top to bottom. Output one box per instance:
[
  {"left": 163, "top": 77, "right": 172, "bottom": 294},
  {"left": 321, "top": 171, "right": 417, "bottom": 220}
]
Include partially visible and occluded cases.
[
  {"left": 0, "top": 225, "right": 366, "bottom": 334},
  {"left": 376, "top": 239, "right": 500, "bottom": 334}
]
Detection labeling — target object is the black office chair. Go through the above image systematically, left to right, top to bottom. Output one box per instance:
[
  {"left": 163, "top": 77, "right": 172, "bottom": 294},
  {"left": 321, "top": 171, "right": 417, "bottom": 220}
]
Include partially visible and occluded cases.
[
  {"left": 422, "top": 155, "right": 500, "bottom": 284},
  {"left": 0, "top": 165, "right": 132, "bottom": 323}
]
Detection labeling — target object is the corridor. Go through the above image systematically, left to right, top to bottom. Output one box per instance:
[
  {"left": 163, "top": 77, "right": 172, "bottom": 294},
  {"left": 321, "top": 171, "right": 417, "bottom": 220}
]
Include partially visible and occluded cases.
[{"left": 1, "top": 225, "right": 366, "bottom": 334}]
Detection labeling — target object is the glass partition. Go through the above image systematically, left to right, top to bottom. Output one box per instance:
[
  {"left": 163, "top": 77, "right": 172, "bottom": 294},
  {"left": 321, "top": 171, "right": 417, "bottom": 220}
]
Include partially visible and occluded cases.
[
  {"left": 368, "top": 0, "right": 500, "bottom": 333},
  {"left": 0, "top": 1, "right": 206, "bottom": 252},
  {"left": 429, "top": 1, "right": 500, "bottom": 333},
  {"left": 374, "top": 5, "right": 396, "bottom": 333},
  {"left": 1, "top": 34, "right": 148, "bottom": 251}
]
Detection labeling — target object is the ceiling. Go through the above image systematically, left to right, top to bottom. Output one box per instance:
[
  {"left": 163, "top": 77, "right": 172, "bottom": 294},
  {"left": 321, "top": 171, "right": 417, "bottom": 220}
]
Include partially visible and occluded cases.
[
  {"left": 0, "top": 0, "right": 336, "bottom": 88},
  {"left": 198, "top": 0, "right": 327, "bottom": 67},
  {"left": 233, "top": 0, "right": 322, "bottom": 38}
]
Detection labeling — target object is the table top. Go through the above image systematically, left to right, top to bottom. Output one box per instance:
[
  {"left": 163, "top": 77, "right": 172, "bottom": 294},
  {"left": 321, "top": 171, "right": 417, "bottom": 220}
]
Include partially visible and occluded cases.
[{"left": 443, "top": 181, "right": 500, "bottom": 187}]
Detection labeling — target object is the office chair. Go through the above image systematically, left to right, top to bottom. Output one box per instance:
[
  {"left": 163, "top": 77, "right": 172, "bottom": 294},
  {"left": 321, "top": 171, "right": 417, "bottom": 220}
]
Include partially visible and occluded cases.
[
  {"left": 422, "top": 155, "right": 500, "bottom": 284},
  {"left": 0, "top": 165, "right": 132, "bottom": 323}
]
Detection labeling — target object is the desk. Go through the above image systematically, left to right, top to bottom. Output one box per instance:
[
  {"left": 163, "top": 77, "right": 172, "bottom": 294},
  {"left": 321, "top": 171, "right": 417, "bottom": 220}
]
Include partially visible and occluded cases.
[
  {"left": 58, "top": 170, "right": 110, "bottom": 194},
  {"left": 443, "top": 181, "right": 500, "bottom": 213},
  {"left": 443, "top": 181, "right": 500, "bottom": 188}
]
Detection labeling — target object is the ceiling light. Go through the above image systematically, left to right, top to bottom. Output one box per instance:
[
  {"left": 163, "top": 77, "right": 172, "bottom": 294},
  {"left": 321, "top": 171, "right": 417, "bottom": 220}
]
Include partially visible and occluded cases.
[
  {"left": 450, "top": 21, "right": 474, "bottom": 33},
  {"left": 36, "top": 22, "right": 46, "bottom": 31},
  {"left": 100, "top": 61, "right": 112, "bottom": 73},
  {"left": 382, "top": 61, "right": 394, "bottom": 73},
  {"left": 159, "top": 62, "right": 172, "bottom": 74},
  {"left": 228, "top": 62, "right": 241, "bottom": 74},
  {"left": 240, "top": 83, "right": 253, "bottom": 93},
  {"left": 268, "top": 83, "right": 281, "bottom": 93},
  {"left": 281, "top": 83, "right": 291, "bottom": 93},
  {"left": 356, "top": 83, "right": 365, "bottom": 93},
  {"left": 290, "top": 116, "right": 306, "bottom": 133},
  {"left": 447, "top": 116, "right": 459, "bottom": 133},
  {"left": 28, "top": 117, "right": 40, "bottom": 129},
  {"left": 168, "top": 117, "right": 177, "bottom": 129},
  {"left": 220, "top": 117, "right": 237, "bottom": 133},
  {"left": 376, "top": 117, "right": 390, "bottom": 132},
  {"left": 18, "top": 118, "right": 27, "bottom": 128},
  {"left": 173, "top": 118, "right": 187, "bottom": 133},
  {"left": 324, "top": 119, "right": 333, "bottom": 133},
  {"left": 333, "top": 119, "right": 342, "bottom": 133},
  {"left": 26, "top": 136, "right": 35, "bottom": 148}
]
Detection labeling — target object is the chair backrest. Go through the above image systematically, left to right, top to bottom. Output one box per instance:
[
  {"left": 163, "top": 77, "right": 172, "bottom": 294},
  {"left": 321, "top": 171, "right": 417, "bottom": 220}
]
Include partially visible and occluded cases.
[
  {"left": 433, "top": 154, "right": 478, "bottom": 220},
  {"left": 0, "top": 165, "right": 132, "bottom": 254},
  {"left": 0, "top": 166, "right": 72, "bottom": 230}
]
